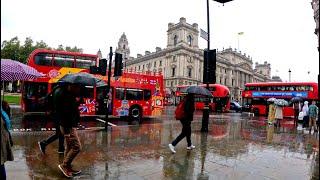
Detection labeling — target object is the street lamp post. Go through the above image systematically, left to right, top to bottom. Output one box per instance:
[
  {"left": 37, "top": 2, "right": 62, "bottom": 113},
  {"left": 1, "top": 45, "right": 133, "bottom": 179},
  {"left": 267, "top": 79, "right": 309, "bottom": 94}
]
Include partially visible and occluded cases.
[
  {"left": 201, "top": 0, "right": 234, "bottom": 132},
  {"left": 288, "top": 69, "right": 291, "bottom": 82}
]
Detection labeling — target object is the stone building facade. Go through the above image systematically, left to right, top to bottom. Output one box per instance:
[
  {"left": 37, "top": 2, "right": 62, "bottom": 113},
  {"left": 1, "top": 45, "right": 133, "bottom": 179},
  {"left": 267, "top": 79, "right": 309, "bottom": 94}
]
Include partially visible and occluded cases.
[
  {"left": 311, "top": 0, "right": 319, "bottom": 51},
  {"left": 120, "top": 17, "right": 275, "bottom": 101}
]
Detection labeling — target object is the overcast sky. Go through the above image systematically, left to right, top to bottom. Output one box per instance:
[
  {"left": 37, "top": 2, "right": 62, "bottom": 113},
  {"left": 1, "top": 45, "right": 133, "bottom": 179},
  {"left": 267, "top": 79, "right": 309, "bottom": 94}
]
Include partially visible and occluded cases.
[{"left": 1, "top": 0, "right": 319, "bottom": 82}]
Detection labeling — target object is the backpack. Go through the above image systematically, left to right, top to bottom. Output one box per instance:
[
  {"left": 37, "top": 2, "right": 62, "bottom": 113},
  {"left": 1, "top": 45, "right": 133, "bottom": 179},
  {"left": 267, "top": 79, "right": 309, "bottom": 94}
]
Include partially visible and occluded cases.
[{"left": 175, "top": 100, "right": 186, "bottom": 120}]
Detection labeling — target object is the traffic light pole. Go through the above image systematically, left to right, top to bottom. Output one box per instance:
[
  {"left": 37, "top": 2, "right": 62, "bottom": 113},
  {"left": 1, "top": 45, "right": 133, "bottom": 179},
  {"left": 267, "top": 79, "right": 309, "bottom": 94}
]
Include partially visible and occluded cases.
[
  {"left": 201, "top": 0, "right": 211, "bottom": 132},
  {"left": 105, "top": 47, "right": 113, "bottom": 131}
]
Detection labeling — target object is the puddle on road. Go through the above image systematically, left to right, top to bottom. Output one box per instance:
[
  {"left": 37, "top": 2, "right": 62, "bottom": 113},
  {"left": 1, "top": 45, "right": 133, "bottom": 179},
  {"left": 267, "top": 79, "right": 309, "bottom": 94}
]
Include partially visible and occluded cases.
[{"left": 6, "top": 108, "right": 319, "bottom": 179}]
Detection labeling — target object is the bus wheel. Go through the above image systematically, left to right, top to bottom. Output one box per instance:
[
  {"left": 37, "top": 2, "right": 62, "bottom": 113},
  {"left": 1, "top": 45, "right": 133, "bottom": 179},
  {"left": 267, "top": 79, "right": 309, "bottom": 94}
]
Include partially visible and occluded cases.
[
  {"left": 129, "top": 106, "right": 142, "bottom": 123},
  {"left": 253, "top": 108, "right": 260, "bottom": 116}
]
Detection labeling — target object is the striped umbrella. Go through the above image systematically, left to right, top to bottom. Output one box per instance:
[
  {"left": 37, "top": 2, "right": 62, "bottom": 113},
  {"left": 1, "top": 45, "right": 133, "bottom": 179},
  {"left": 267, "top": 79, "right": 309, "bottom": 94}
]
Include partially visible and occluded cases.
[{"left": 1, "top": 59, "right": 44, "bottom": 81}]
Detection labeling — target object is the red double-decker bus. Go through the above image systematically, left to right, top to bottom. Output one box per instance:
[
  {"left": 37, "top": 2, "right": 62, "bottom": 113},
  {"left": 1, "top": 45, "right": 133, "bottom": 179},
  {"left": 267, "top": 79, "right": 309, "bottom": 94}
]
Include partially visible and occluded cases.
[
  {"left": 21, "top": 49, "right": 164, "bottom": 121},
  {"left": 242, "top": 82, "right": 318, "bottom": 117},
  {"left": 175, "top": 84, "right": 230, "bottom": 112}
]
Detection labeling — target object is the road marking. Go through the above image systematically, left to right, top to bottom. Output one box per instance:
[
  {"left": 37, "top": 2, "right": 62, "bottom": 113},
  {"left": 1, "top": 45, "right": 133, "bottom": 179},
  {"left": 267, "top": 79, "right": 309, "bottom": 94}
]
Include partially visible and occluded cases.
[{"left": 96, "top": 118, "right": 117, "bottom": 126}]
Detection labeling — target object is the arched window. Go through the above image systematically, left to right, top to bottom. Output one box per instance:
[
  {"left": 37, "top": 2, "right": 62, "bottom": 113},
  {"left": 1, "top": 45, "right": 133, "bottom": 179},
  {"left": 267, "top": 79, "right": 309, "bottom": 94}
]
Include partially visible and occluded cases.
[
  {"left": 174, "top": 35, "right": 178, "bottom": 46},
  {"left": 187, "top": 35, "right": 192, "bottom": 46},
  {"left": 123, "top": 45, "right": 126, "bottom": 49},
  {"left": 172, "top": 67, "right": 175, "bottom": 77},
  {"left": 188, "top": 67, "right": 192, "bottom": 77}
]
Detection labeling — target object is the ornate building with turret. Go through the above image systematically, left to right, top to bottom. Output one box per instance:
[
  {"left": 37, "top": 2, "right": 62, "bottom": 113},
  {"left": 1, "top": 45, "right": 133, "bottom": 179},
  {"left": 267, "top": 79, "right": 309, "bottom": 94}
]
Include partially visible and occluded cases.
[{"left": 119, "top": 17, "right": 278, "bottom": 102}]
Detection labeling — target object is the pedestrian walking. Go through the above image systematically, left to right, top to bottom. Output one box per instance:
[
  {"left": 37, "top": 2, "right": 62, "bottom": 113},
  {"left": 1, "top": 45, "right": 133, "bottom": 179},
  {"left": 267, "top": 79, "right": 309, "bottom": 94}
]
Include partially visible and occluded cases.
[
  {"left": 55, "top": 84, "right": 82, "bottom": 178},
  {"left": 38, "top": 85, "right": 64, "bottom": 154},
  {"left": 169, "top": 93, "right": 195, "bottom": 153},
  {"left": 308, "top": 100, "right": 318, "bottom": 134},
  {"left": 1, "top": 101, "right": 11, "bottom": 119},
  {"left": 301, "top": 101, "right": 309, "bottom": 129},
  {"left": 267, "top": 102, "right": 276, "bottom": 125},
  {"left": 293, "top": 102, "right": 301, "bottom": 126},
  {"left": 274, "top": 105, "right": 283, "bottom": 127},
  {"left": 1, "top": 109, "right": 14, "bottom": 180}
]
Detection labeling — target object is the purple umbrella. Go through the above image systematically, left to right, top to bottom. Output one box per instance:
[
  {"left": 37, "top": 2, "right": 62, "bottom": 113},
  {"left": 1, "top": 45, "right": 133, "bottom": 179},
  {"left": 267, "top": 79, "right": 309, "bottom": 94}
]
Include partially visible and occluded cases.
[{"left": 1, "top": 59, "right": 44, "bottom": 81}]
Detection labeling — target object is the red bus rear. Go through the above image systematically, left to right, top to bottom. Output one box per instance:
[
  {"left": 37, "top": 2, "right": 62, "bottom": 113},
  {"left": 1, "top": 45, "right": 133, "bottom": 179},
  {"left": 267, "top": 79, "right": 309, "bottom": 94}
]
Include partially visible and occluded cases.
[
  {"left": 242, "top": 82, "right": 318, "bottom": 117},
  {"left": 175, "top": 84, "right": 230, "bottom": 112}
]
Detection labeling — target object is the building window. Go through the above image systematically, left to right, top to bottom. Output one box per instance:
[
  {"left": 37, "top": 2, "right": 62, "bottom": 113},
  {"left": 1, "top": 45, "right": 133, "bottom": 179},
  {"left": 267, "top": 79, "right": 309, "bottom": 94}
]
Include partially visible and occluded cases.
[
  {"left": 174, "top": 35, "right": 178, "bottom": 46},
  {"left": 187, "top": 35, "right": 192, "bottom": 46},
  {"left": 173, "top": 56, "right": 176, "bottom": 62},
  {"left": 160, "top": 60, "right": 162, "bottom": 66},
  {"left": 154, "top": 61, "right": 156, "bottom": 67},
  {"left": 139, "top": 65, "right": 140, "bottom": 70},
  {"left": 143, "top": 65, "right": 145, "bottom": 69},
  {"left": 135, "top": 67, "right": 136, "bottom": 71},
  {"left": 172, "top": 67, "right": 175, "bottom": 77},
  {"left": 188, "top": 68, "right": 192, "bottom": 77},
  {"left": 225, "top": 78, "right": 227, "bottom": 85},
  {"left": 232, "top": 79, "right": 235, "bottom": 86},
  {"left": 171, "top": 81, "right": 173, "bottom": 87}
]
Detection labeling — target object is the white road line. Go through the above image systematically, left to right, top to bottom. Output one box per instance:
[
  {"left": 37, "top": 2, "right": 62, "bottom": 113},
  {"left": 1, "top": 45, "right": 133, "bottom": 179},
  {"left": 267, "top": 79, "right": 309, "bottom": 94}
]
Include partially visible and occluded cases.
[{"left": 96, "top": 118, "right": 117, "bottom": 126}]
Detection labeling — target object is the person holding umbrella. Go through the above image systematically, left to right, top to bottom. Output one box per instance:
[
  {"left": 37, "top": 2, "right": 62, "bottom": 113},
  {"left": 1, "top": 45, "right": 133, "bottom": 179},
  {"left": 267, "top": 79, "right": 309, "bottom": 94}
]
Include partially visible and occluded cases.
[
  {"left": 54, "top": 72, "right": 104, "bottom": 177},
  {"left": 56, "top": 83, "right": 82, "bottom": 178},
  {"left": 169, "top": 93, "right": 195, "bottom": 153},
  {"left": 291, "top": 97, "right": 303, "bottom": 127}
]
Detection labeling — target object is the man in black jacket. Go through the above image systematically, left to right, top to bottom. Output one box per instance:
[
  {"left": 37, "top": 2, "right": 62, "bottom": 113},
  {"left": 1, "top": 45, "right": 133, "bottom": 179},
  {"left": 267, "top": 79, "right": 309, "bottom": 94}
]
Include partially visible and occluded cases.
[
  {"left": 56, "top": 84, "right": 82, "bottom": 178},
  {"left": 38, "top": 85, "right": 65, "bottom": 154},
  {"left": 169, "top": 93, "right": 195, "bottom": 153}
]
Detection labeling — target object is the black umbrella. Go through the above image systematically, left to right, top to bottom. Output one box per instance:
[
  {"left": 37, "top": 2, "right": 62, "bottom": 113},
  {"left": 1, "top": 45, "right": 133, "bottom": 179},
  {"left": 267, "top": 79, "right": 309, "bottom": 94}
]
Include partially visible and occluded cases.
[
  {"left": 58, "top": 72, "right": 106, "bottom": 86},
  {"left": 181, "top": 86, "right": 213, "bottom": 97},
  {"left": 290, "top": 96, "right": 304, "bottom": 103}
]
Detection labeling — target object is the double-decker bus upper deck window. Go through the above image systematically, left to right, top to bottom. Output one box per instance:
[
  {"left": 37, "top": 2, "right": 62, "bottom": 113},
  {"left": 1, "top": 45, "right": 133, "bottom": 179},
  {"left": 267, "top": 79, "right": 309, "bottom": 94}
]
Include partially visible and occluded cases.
[
  {"left": 34, "top": 53, "right": 53, "bottom": 66},
  {"left": 53, "top": 54, "right": 74, "bottom": 67},
  {"left": 75, "top": 56, "right": 96, "bottom": 69},
  {"left": 310, "top": 86, "right": 314, "bottom": 91},
  {"left": 116, "top": 88, "right": 125, "bottom": 100},
  {"left": 126, "top": 89, "right": 143, "bottom": 100},
  {"left": 143, "top": 89, "right": 151, "bottom": 100},
  {"left": 252, "top": 98, "right": 266, "bottom": 105}
]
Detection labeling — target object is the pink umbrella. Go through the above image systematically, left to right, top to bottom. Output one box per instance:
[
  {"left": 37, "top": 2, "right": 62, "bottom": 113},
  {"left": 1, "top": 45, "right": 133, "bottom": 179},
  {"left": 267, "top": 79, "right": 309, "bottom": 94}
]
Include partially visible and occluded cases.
[{"left": 1, "top": 59, "right": 44, "bottom": 81}]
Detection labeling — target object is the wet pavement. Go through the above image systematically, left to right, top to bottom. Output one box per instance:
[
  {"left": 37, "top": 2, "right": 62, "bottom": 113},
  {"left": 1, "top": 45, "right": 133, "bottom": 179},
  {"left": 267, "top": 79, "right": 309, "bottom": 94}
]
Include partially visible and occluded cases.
[{"left": 4, "top": 106, "right": 319, "bottom": 179}]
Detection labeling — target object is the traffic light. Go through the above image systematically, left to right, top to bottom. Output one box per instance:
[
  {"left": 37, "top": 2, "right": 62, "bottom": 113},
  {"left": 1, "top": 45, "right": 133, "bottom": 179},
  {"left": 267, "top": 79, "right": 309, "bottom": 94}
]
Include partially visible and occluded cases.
[
  {"left": 203, "top": 49, "right": 216, "bottom": 84},
  {"left": 114, "top": 53, "right": 123, "bottom": 77},
  {"left": 99, "top": 59, "right": 107, "bottom": 76}
]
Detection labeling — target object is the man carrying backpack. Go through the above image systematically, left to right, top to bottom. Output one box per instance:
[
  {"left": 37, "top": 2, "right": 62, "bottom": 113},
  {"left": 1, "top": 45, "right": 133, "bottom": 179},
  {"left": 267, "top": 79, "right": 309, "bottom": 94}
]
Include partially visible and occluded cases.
[
  {"left": 38, "top": 85, "right": 65, "bottom": 154},
  {"left": 169, "top": 93, "right": 195, "bottom": 153}
]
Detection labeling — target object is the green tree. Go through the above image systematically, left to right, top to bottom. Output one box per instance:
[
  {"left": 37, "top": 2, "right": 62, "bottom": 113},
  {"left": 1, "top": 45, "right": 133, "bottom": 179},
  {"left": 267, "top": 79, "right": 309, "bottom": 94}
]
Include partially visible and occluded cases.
[
  {"left": 1, "top": 36, "right": 21, "bottom": 62},
  {"left": 20, "top": 37, "right": 35, "bottom": 63},
  {"left": 35, "top": 40, "right": 50, "bottom": 49},
  {"left": 56, "top": 44, "right": 64, "bottom": 51}
]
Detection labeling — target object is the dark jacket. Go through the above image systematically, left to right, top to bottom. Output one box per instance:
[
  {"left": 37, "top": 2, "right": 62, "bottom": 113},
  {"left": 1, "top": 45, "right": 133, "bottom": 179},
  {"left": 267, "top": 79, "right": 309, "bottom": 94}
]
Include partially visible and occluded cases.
[
  {"left": 53, "top": 86, "right": 80, "bottom": 133},
  {"left": 183, "top": 97, "right": 195, "bottom": 121}
]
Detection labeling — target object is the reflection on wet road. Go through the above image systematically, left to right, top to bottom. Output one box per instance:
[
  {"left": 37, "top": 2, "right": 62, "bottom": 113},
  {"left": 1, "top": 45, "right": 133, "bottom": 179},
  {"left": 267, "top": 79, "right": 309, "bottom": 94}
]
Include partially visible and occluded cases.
[{"left": 6, "top": 106, "right": 319, "bottom": 179}]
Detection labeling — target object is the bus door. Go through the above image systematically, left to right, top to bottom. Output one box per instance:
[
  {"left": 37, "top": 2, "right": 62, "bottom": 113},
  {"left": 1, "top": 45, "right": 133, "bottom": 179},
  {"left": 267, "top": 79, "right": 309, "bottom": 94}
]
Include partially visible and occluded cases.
[{"left": 22, "top": 82, "right": 48, "bottom": 112}]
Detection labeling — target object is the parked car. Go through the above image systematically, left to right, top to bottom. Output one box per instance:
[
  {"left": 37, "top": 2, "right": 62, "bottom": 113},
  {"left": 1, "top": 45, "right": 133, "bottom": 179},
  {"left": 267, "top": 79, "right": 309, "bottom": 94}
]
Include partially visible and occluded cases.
[{"left": 230, "top": 101, "right": 242, "bottom": 112}]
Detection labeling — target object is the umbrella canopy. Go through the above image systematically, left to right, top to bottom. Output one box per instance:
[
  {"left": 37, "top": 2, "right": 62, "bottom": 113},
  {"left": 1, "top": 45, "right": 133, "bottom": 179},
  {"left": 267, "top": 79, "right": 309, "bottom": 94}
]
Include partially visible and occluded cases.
[
  {"left": 1, "top": 59, "right": 44, "bottom": 81},
  {"left": 58, "top": 72, "right": 106, "bottom": 86},
  {"left": 181, "top": 86, "right": 213, "bottom": 97},
  {"left": 290, "top": 96, "right": 304, "bottom": 103},
  {"left": 267, "top": 97, "right": 277, "bottom": 102},
  {"left": 274, "top": 99, "right": 288, "bottom": 107}
]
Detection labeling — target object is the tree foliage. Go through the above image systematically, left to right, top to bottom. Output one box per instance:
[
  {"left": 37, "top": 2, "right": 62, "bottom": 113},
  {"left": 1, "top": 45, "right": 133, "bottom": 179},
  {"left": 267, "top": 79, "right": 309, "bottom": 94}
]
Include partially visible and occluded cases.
[{"left": 1, "top": 37, "right": 82, "bottom": 64}]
